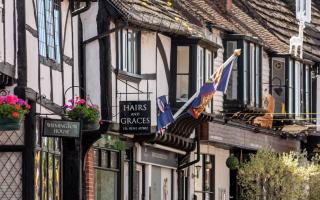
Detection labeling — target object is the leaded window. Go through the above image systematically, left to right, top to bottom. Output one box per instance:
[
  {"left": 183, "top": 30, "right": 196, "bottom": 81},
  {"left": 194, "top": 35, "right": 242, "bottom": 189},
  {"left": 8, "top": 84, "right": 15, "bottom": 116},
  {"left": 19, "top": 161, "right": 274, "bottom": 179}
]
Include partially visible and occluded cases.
[
  {"left": 37, "top": 0, "right": 61, "bottom": 63},
  {"left": 117, "top": 29, "right": 138, "bottom": 74},
  {"left": 34, "top": 118, "right": 61, "bottom": 200}
]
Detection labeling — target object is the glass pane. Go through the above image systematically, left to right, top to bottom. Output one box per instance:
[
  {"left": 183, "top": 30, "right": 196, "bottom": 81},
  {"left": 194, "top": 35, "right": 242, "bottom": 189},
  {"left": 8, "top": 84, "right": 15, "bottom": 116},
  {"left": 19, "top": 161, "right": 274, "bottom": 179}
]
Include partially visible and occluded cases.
[
  {"left": 37, "top": 0, "right": 47, "bottom": 57},
  {"left": 45, "top": 0, "right": 55, "bottom": 60},
  {"left": 54, "top": 7, "right": 61, "bottom": 63},
  {"left": 117, "top": 30, "right": 122, "bottom": 69},
  {"left": 122, "top": 30, "right": 127, "bottom": 71},
  {"left": 128, "top": 31, "right": 132, "bottom": 73},
  {"left": 226, "top": 41, "right": 238, "bottom": 100},
  {"left": 243, "top": 41, "right": 248, "bottom": 103},
  {"left": 250, "top": 43, "right": 255, "bottom": 106},
  {"left": 177, "top": 46, "right": 189, "bottom": 74},
  {"left": 255, "top": 46, "right": 261, "bottom": 107},
  {"left": 197, "top": 47, "right": 204, "bottom": 90},
  {"left": 288, "top": 59, "right": 293, "bottom": 114},
  {"left": 295, "top": 61, "right": 301, "bottom": 118},
  {"left": 176, "top": 75, "right": 189, "bottom": 102},
  {"left": 42, "top": 137, "right": 48, "bottom": 149},
  {"left": 48, "top": 138, "right": 54, "bottom": 151},
  {"left": 55, "top": 138, "right": 60, "bottom": 152},
  {"left": 94, "top": 149, "right": 99, "bottom": 166},
  {"left": 101, "top": 150, "right": 108, "bottom": 168},
  {"left": 34, "top": 151, "right": 41, "bottom": 200},
  {"left": 110, "top": 151, "right": 118, "bottom": 169},
  {"left": 42, "top": 152, "right": 48, "bottom": 200},
  {"left": 48, "top": 154, "right": 54, "bottom": 200},
  {"left": 55, "top": 156, "right": 60, "bottom": 200},
  {"left": 94, "top": 170, "right": 117, "bottom": 200}
]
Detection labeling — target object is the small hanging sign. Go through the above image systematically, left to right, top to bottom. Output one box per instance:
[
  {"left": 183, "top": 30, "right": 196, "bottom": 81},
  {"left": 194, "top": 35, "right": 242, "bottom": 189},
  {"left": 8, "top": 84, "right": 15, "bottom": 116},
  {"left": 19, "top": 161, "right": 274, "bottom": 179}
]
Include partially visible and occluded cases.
[
  {"left": 119, "top": 101, "right": 151, "bottom": 134},
  {"left": 42, "top": 118, "right": 81, "bottom": 138}
]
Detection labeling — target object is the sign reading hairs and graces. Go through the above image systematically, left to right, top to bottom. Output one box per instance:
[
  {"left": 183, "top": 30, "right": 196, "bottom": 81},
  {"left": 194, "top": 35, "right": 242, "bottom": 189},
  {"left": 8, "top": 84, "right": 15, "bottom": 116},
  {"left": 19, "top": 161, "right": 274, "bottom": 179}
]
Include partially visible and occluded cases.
[
  {"left": 119, "top": 101, "right": 151, "bottom": 135},
  {"left": 42, "top": 118, "right": 81, "bottom": 138}
]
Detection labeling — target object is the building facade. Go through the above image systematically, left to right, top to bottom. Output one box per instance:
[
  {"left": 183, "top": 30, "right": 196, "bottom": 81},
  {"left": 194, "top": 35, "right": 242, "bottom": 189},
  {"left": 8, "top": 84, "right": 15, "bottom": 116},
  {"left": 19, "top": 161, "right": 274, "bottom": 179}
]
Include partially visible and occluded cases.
[{"left": 0, "top": 0, "right": 319, "bottom": 200}]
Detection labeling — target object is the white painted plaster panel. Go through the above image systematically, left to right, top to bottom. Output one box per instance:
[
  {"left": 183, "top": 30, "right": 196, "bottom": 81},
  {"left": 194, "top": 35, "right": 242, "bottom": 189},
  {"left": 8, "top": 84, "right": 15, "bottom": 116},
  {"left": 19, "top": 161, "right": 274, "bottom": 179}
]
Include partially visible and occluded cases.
[
  {"left": 4, "top": 0, "right": 15, "bottom": 64},
  {"left": 25, "top": 0, "right": 37, "bottom": 29},
  {"left": 80, "top": 2, "right": 98, "bottom": 41},
  {"left": 61, "top": 3, "right": 73, "bottom": 58},
  {"left": 72, "top": 16, "right": 80, "bottom": 95},
  {"left": 141, "top": 32, "right": 156, "bottom": 74},
  {"left": 26, "top": 33, "right": 39, "bottom": 91},
  {"left": 85, "top": 41, "right": 101, "bottom": 109},
  {"left": 213, "top": 48, "right": 224, "bottom": 112},
  {"left": 262, "top": 50, "right": 270, "bottom": 93},
  {"left": 64, "top": 64, "right": 73, "bottom": 101},
  {"left": 40, "top": 65, "right": 51, "bottom": 99},
  {"left": 52, "top": 70, "right": 63, "bottom": 106}
]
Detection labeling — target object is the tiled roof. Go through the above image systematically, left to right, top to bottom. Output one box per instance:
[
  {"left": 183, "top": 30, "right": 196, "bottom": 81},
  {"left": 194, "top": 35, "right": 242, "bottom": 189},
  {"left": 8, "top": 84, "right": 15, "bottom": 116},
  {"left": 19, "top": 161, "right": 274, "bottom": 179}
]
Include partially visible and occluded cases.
[
  {"left": 108, "top": 0, "right": 206, "bottom": 38},
  {"left": 179, "top": 0, "right": 289, "bottom": 54},
  {"left": 239, "top": 0, "right": 320, "bottom": 57}
]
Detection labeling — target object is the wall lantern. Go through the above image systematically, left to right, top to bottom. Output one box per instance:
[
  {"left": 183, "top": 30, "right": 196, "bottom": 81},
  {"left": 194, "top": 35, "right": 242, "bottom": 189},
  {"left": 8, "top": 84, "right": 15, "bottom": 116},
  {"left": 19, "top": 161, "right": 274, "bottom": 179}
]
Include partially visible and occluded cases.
[{"left": 193, "top": 165, "right": 202, "bottom": 178}]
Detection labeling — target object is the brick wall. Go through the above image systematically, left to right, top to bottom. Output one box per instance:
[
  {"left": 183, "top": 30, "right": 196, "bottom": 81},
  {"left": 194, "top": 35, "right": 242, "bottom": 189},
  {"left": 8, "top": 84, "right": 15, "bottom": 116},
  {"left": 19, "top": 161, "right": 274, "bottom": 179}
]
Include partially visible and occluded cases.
[{"left": 85, "top": 147, "right": 94, "bottom": 200}]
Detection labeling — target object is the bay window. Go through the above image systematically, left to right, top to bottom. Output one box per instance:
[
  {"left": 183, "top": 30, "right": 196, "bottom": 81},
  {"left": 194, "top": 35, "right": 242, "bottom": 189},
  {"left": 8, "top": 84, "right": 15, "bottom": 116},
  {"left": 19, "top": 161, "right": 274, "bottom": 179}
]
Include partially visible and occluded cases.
[
  {"left": 117, "top": 29, "right": 139, "bottom": 74},
  {"left": 224, "top": 37, "right": 262, "bottom": 108},
  {"left": 176, "top": 46, "right": 190, "bottom": 102}
]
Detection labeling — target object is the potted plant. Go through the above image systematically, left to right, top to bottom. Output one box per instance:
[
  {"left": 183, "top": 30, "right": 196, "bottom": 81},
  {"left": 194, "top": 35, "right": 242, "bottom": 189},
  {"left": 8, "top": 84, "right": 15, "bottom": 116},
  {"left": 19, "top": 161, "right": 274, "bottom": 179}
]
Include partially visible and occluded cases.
[
  {"left": 0, "top": 95, "right": 31, "bottom": 131},
  {"left": 64, "top": 97, "right": 100, "bottom": 131},
  {"left": 226, "top": 154, "right": 239, "bottom": 170}
]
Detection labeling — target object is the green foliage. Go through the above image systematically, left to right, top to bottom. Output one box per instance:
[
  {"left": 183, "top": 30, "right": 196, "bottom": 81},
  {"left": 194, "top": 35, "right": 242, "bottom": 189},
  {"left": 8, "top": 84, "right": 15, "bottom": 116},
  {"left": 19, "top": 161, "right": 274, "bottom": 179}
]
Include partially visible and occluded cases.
[
  {"left": 0, "top": 95, "right": 30, "bottom": 121},
  {"left": 67, "top": 105, "right": 99, "bottom": 123},
  {"left": 96, "top": 135, "right": 126, "bottom": 151},
  {"left": 237, "top": 149, "right": 320, "bottom": 200},
  {"left": 226, "top": 154, "right": 239, "bottom": 170}
]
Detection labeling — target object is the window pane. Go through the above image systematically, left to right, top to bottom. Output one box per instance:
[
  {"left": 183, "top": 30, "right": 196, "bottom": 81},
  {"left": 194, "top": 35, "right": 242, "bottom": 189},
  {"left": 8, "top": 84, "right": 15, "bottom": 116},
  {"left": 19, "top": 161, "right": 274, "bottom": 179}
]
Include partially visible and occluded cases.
[
  {"left": 38, "top": 0, "right": 47, "bottom": 57},
  {"left": 45, "top": 0, "right": 55, "bottom": 60},
  {"left": 54, "top": 7, "right": 60, "bottom": 63},
  {"left": 122, "top": 30, "right": 127, "bottom": 71},
  {"left": 128, "top": 31, "right": 132, "bottom": 73},
  {"left": 226, "top": 41, "right": 237, "bottom": 100},
  {"left": 243, "top": 41, "right": 248, "bottom": 103},
  {"left": 250, "top": 43, "right": 255, "bottom": 106},
  {"left": 177, "top": 46, "right": 189, "bottom": 74},
  {"left": 255, "top": 46, "right": 261, "bottom": 107},
  {"left": 197, "top": 47, "right": 204, "bottom": 90},
  {"left": 272, "top": 58, "right": 285, "bottom": 113},
  {"left": 289, "top": 59, "right": 293, "bottom": 114},
  {"left": 295, "top": 61, "right": 301, "bottom": 118},
  {"left": 305, "top": 66, "right": 310, "bottom": 119},
  {"left": 176, "top": 75, "right": 189, "bottom": 102},
  {"left": 101, "top": 150, "right": 108, "bottom": 168},
  {"left": 34, "top": 151, "right": 41, "bottom": 200},
  {"left": 110, "top": 151, "right": 118, "bottom": 169},
  {"left": 42, "top": 152, "right": 48, "bottom": 200},
  {"left": 48, "top": 154, "right": 54, "bottom": 200},
  {"left": 55, "top": 156, "right": 61, "bottom": 200},
  {"left": 94, "top": 170, "right": 118, "bottom": 200}
]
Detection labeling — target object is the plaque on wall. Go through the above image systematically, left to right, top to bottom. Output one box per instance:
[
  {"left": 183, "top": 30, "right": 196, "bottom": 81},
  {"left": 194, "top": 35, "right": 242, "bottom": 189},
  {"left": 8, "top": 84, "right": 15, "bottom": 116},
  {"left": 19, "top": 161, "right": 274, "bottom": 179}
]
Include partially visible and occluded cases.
[
  {"left": 119, "top": 101, "right": 151, "bottom": 135},
  {"left": 42, "top": 118, "right": 81, "bottom": 138}
]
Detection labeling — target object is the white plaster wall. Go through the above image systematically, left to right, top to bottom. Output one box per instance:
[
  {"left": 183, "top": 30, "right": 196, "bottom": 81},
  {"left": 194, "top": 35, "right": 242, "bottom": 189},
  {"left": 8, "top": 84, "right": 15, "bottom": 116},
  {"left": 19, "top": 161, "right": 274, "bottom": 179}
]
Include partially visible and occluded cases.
[
  {"left": 4, "top": 0, "right": 14, "bottom": 64},
  {"left": 80, "top": 3, "right": 101, "bottom": 108},
  {"left": 72, "top": 16, "right": 80, "bottom": 96},
  {"left": 110, "top": 21, "right": 117, "bottom": 122},
  {"left": 26, "top": 32, "right": 39, "bottom": 91},
  {"left": 141, "top": 32, "right": 156, "bottom": 74},
  {"left": 156, "top": 33, "right": 171, "bottom": 97},
  {"left": 213, "top": 48, "right": 224, "bottom": 112},
  {"left": 39, "top": 64, "right": 51, "bottom": 98},
  {"left": 52, "top": 70, "right": 63, "bottom": 106}
]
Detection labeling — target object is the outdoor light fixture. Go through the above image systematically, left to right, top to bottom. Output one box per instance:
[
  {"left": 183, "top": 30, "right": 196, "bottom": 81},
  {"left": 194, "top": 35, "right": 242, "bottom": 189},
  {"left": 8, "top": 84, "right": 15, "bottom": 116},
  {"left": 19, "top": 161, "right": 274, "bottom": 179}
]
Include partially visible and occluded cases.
[{"left": 205, "top": 161, "right": 212, "bottom": 171}]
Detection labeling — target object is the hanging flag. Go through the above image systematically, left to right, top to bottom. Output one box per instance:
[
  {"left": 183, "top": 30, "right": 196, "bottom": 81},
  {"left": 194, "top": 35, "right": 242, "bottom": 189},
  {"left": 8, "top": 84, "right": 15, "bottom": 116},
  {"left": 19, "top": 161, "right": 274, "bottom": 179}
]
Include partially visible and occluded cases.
[
  {"left": 188, "top": 59, "right": 236, "bottom": 119},
  {"left": 157, "top": 95, "right": 174, "bottom": 134}
]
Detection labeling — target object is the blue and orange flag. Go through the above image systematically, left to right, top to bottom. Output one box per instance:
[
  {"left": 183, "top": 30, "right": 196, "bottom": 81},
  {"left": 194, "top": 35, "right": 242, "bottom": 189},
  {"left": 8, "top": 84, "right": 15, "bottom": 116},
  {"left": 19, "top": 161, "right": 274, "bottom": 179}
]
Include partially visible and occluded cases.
[
  {"left": 188, "top": 59, "right": 236, "bottom": 119},
  {"left": 157, "top": 95, "right": 175, "bottom": 134}
]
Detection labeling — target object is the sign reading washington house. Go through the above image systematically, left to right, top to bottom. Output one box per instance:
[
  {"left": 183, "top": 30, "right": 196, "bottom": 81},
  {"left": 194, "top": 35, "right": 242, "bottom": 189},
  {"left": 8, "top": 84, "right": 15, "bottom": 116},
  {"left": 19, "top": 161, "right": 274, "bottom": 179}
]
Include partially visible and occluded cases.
[{"left": 42, "top": 118, "right": 81, "bottom": 138}]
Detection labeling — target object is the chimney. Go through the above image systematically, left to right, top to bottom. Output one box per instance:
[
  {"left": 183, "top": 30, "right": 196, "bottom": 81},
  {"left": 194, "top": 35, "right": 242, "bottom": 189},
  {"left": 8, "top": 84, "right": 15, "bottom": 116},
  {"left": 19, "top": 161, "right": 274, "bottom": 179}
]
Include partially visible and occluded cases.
[{"left": 226, "top": 0, "right": 233, "bottom": 11}]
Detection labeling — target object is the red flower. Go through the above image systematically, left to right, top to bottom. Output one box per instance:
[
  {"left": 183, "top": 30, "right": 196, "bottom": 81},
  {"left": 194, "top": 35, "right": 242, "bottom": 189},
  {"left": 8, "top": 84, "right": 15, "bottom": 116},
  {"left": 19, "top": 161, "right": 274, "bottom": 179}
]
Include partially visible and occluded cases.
[
  {"left": 25, "top": 104, "right": 31, "bottom": 109},
  {"left": 15, "top": 105, "right": 21, "bottom": 110},
  {"left": 12, "top": 112, "right": 20, "bottom": 119}
]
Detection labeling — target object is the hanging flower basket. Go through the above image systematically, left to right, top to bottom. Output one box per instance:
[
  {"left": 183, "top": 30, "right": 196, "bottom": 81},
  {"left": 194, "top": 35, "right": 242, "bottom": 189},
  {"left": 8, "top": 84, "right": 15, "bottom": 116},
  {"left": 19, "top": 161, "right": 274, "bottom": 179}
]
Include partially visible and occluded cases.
[
  {"left": 0, "top": 95, "right": 31, "bottom": 131},
  {"left": 64, "top": 97, "right": 100, "bottom": 131},
  {"left": 226, "top": 154, "right": 239, "bottom": 170}
]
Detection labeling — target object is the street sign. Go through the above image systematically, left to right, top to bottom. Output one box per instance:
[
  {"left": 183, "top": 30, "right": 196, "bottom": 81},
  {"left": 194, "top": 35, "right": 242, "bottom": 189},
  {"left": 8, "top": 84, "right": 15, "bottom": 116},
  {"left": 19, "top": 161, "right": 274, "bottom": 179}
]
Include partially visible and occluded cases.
[
  {"left": 119, "top": 101, "right": 151, "bottom": 134},
  {"left": 42, "top": 118, "right": 81, "bottom": 138}
]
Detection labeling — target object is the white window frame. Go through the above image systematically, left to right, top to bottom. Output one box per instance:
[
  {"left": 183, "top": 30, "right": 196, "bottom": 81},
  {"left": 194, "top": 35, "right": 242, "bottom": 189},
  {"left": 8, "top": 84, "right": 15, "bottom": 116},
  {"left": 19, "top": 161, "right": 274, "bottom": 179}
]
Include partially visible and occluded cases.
[{"left": 197, "top": 47, "right": 204, "bottom": 90}]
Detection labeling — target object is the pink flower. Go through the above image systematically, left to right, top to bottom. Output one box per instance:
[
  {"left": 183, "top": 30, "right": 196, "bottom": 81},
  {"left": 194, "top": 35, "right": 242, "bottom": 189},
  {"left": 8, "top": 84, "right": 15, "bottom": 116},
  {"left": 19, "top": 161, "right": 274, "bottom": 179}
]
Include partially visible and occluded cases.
[
  {"left": 5, "top": 95, "right": 18, "bottom": 104},
  {"left": 0, "top": 96, "right": 4, "bottom": 104},
  {"left": 18, "top": 99, "right": 26, "bottom": 105},
  {"left": 68, "top": 99, "right": 74, "bottom": 103},
  {"left": 78, "top": 99, "right": 86, "bottom": 105}
]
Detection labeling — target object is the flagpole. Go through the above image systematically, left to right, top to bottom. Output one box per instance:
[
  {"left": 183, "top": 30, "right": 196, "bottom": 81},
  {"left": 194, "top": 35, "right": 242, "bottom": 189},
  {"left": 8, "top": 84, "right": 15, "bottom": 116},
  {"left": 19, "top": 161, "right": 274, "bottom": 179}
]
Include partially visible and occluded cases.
[{"left": 173, "top": 49, "right": 241, "bottom": 120}]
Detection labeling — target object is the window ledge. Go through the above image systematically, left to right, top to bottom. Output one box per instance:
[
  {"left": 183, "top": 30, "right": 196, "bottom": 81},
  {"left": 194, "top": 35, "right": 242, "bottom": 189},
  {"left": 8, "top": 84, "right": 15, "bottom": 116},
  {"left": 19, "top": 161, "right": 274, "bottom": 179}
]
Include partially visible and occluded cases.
[
  {"left": 40, "top": 56, "right": 62, "bottom": 71},
  {"left": 116, "top": 70, "right": 142, "bottom": 83}
]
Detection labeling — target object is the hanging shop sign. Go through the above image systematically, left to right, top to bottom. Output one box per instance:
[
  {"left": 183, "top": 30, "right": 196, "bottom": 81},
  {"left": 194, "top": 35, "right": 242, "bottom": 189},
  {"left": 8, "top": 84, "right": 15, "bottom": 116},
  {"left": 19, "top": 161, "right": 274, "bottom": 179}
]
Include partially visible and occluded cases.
[
  {"left": 119, "top": 101, "right": 151, "bottom": 134},
  {"left": 42, "top": 118, "right": 81, "bottom": 138},
  {"left": 141, "top": 146, "right": 178, "bottom": 168}
]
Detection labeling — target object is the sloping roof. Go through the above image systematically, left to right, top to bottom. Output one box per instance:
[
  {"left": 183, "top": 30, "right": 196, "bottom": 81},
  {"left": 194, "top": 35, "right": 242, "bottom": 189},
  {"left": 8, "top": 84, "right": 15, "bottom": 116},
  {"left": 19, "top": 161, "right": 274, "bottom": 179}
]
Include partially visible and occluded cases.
[
  {"left": 107, "top": 0, "right": 205, "bottom": 37},
  {"left": 178, "top": 0, "right": 289, "bottom": 54},
  {"left": 238, "top": 0, "right": 320, "bottom": 58}
]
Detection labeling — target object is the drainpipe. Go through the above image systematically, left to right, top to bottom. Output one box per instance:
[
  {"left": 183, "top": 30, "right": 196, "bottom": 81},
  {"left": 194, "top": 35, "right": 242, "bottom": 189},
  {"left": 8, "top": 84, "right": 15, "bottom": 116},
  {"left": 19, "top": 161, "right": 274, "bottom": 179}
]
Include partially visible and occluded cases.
[
  {"left": 71, "top": 0, "right": 91, "bottom": 17},
  {"left": 177, "top": 127, "right": 201, "bottom": 170}
]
